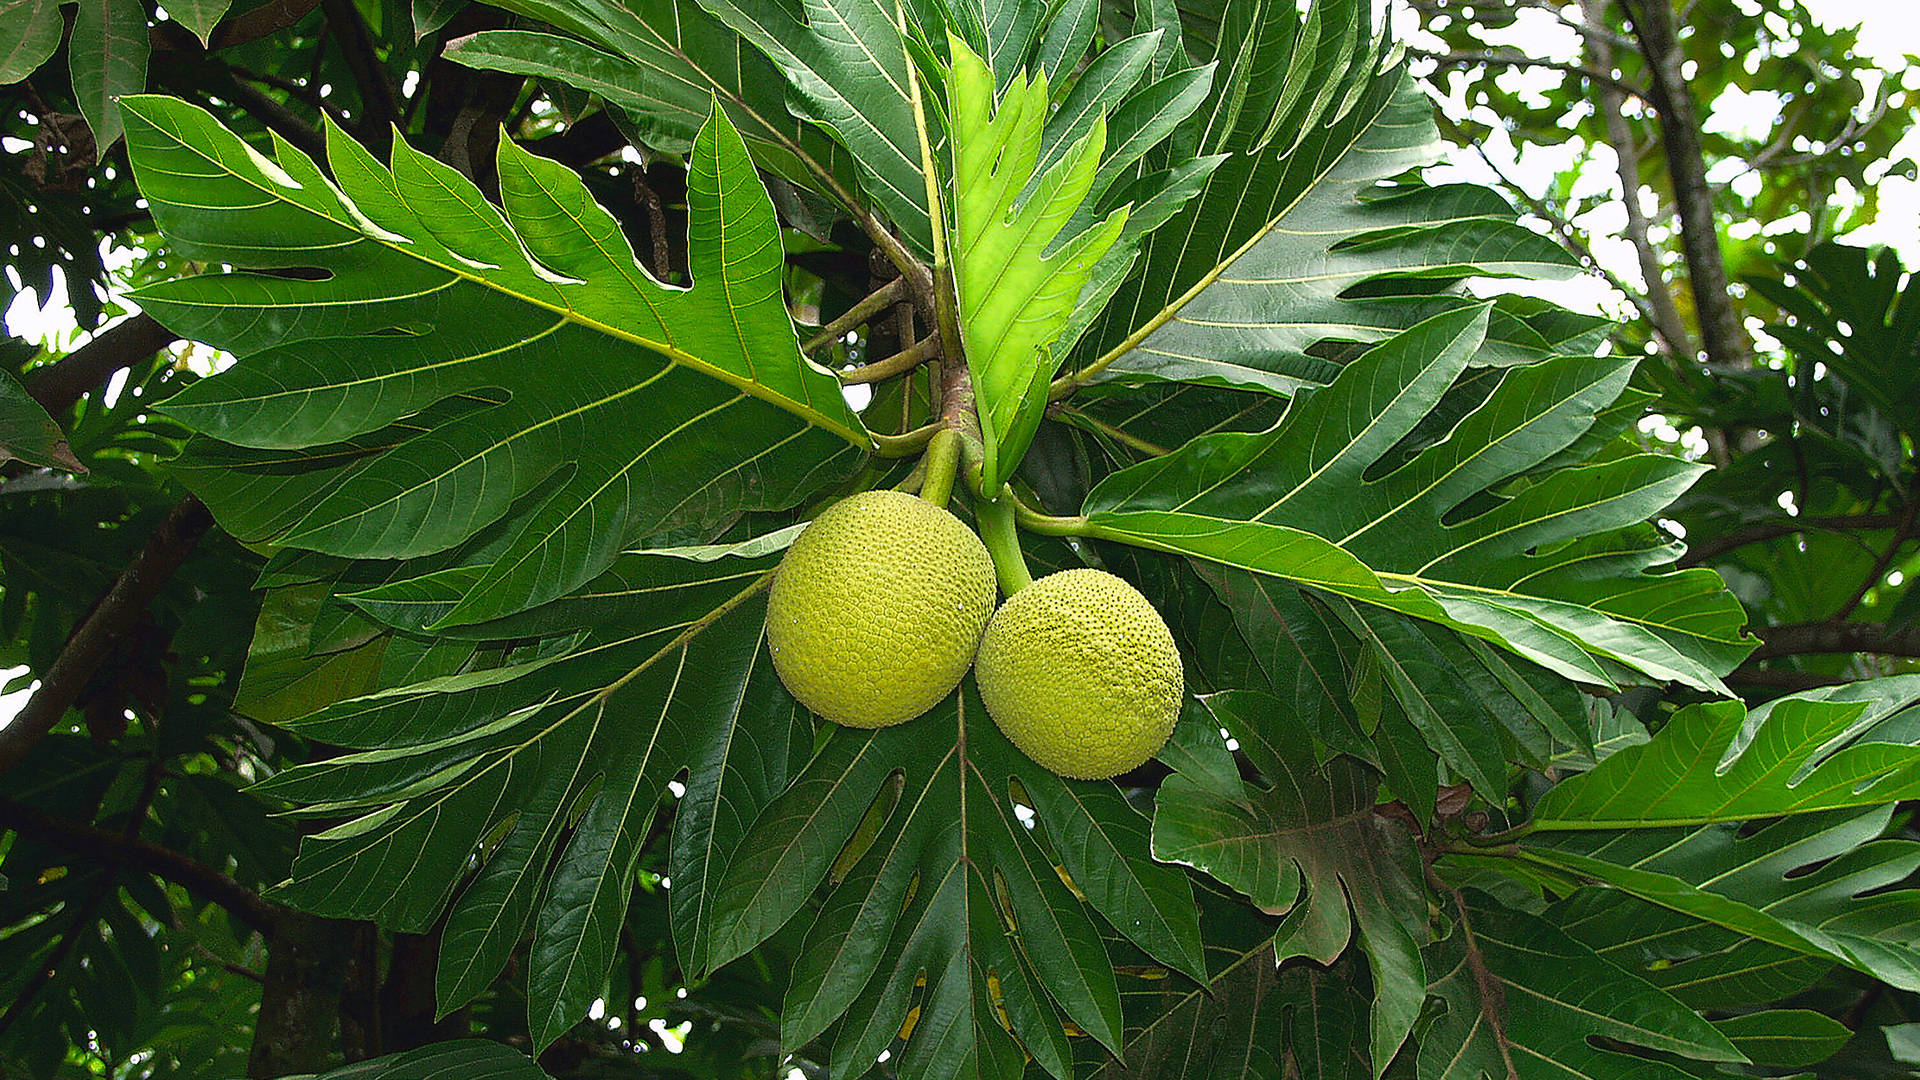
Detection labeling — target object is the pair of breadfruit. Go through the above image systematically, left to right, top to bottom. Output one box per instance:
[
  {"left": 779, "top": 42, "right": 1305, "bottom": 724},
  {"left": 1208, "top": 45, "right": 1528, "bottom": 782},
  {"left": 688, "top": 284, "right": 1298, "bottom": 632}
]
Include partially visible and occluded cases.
[{"left": 767, "top": 490, "right": 1183, "bottom": 780}]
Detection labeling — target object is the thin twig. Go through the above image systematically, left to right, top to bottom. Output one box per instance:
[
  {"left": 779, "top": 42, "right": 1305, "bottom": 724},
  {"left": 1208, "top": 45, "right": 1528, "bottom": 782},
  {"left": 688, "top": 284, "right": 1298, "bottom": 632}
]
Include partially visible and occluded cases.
[
  {"left": 801, "top": 278, "right": 908, "bottom": 354},
  {"left": 838, "top": 335, "right": 939, "bottom": 384}
]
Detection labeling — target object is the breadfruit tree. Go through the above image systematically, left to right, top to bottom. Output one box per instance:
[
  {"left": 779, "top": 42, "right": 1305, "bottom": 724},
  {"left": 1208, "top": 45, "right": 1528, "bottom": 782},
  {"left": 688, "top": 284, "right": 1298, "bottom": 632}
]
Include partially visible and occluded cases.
[{"left": 6, "top": 0, "right": 1920, "bottom": 1077}]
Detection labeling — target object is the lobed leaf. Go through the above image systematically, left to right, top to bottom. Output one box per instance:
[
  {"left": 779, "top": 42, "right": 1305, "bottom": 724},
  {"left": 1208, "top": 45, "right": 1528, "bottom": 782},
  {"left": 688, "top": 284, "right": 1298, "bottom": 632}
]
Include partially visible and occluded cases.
[{"left": 121, "top": 95, "right": 864, "bottom": 626}]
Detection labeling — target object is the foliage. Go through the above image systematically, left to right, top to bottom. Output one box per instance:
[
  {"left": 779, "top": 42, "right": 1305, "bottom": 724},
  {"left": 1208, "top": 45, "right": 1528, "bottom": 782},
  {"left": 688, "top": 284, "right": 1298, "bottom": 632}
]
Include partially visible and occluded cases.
[{"left": 4, "top": 0, "right": 1920, "bottom": 1079}]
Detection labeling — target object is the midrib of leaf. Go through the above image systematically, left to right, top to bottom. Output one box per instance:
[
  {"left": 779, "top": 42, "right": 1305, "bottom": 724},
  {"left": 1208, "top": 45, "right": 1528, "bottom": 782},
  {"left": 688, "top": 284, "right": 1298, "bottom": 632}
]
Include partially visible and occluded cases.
[
  {"left": 1077, "top": 85, "right": 1397, "bottom": 382},
  {"left": 149, "top": 117, "right": 869, "bottom": 448}
]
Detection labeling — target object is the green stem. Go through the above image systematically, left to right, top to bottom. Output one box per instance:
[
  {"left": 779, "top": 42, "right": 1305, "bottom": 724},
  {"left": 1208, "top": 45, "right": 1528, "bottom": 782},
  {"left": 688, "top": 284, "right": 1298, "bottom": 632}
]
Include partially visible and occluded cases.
[
  {"left": 871, "top": 420, "right": 942, "bottom": 458},
  {"left": 919, "top": 428, "right": 962, "bottom": 509},
  {"left": 975, "top": 487, "right": 1032, "bottom": 594},
  {"left": 1007, "top": 487, "right": 1092, "bottom": 537}
]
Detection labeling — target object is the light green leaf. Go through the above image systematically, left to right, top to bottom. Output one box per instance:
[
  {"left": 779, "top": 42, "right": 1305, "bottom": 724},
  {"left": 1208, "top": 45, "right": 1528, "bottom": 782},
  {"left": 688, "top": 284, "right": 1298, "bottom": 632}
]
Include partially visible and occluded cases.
[
  {"left": 0, "top": 0, "right": 63, "bottom": 83},
  {"left": 72, "top": 0, "right": 149, "bottom": 149},
  {"left": 949, "top": 36, "right": 1126, "bottom": 491},
  {"left": 121, "top": 95, "right": 864, "bottom": 627},
  {"left": 1085, "top": 307, "right": 1751, "bottom": 694},
  {"left": 1529, "top": 675, "right": 1920, "bottom": 829},
  {"left": 1152, "top": 692, "right": 1426, "bottom": 1076},
  {"left": 1419, "top": 891, "right": 1744, "bottom": 1080}
]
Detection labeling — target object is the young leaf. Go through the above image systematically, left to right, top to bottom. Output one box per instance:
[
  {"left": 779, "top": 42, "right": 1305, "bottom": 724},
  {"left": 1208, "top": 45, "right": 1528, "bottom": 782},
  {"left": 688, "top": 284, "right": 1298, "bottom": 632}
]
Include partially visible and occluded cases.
[
  {"left": 949, "top": 37, "right": 1126, "bottom": 492},
  {"left": 120, "top": 96, "right": 865, "bottom": 627},
  {"left": 1085, "top": 307, "right": 1752, "bottom": 693},
  {"left": 1529, "top": 675, "right": 1920, "bottom": 829},
  {"left": 1152, "top": 693, "right": 1427, "bottom": 1076}
]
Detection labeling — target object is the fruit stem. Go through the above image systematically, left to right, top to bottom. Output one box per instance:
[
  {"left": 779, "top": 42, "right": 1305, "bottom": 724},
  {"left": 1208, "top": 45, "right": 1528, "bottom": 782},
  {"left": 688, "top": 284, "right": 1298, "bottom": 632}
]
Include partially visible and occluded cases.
[
  {"left": 919, "top": 428, "right": 962, "bottom": 509},
  {"left": 976, "top": 486, "right": 1032, "bottom": 594}
]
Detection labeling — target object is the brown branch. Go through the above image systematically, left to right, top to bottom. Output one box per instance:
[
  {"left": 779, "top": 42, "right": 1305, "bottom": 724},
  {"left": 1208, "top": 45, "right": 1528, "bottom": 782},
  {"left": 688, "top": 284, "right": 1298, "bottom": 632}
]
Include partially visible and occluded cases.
[
  {"left": 149, "top": 0, "right": 324, "bottom": 52},
  {"left": 320, "top": 0, "right": 400, "bottom": 133},
  {"left": 1581, "top": 0, "right": 1693, "bottom": 363},
  {"left": 1619, "top": 0, "right": 1751, "bottom": 368},
  {"left": 1411, "top": 49, "right": 1648, "bottom": 100},
  {"left": 23, "top": 314, "right": 177, "bottom": 415},
  {"left": 0, "top": 496, "right": 215, "bottom": 777},
  {"left": 1833, "top": 510, "right": 1915, "bottom": 621},
  {"left": 1676, "top": 513, "right": 1900, "bottom": 567},
  {"left": 1746, "top": 621, "right": 1920, "bottom": 662},
  {"left": 1725, "top": 668, "right": 1850, "bottom": 692},
  {"left": 0, "top": 798, "right": 285, "bottom": 933}
]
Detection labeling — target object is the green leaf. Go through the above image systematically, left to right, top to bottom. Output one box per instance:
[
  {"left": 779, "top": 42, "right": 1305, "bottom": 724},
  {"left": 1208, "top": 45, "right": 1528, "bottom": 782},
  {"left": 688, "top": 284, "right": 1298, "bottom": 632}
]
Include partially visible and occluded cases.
[
  {"left": 0, "top": 0, "right": 63, "bottom": 83},
  {"left": 72, "top": 0, "right": 150, "bottom": 149},
  {"left": 165, "top": 0, "right": 233, "bottom": 47},
  {"left": 412, "top": 0, "right": 466, "bottom": 38},
  {"left": 441, "top": 0, "right": 856, "bottom": 197},
  {"left": 692, "top": 0, "right": 933, "bottom": 255},
  {"left": 1077, "top": 0, "right": 1575, "bottom": 395},
  {"left": 949, "top": 36, "right": 1126, "bottom": 492},
  {"left": 121, "top": 95, "right": 864, "bottom": 626},
  {"left": 1086, "top": 307, "right": 1751, "bottom": 694},
  {"left": 0, "top": 368, "right": 85, "bottom": 473},
  {"left": 246, "top": 542, "right": 807, "bottom": 1050},
  {"left": 1529, "top": 675, "right": 1920, "bottom": 829},
  {"left": 708, "top": 682, "right": 1200, "bottom": 1080},
  {"left": 1152, "top": 694, "right": 1426, "bottom": 1076},
  {"left": 1520, "top": 802, "right": 1920, "bottom": 993},
  {"left": 1418, "top": 890, "right": 1744, "bottom": 1080},
  {"left": 1096, "top": 938, "right": 1372, "bottom": 1080},
  {"left": 1712, "top": 1010, "right": 1851, "bottom": 1069},
  {"left": 267, "top": 1040, "right": 552, "bottom": 1080}
]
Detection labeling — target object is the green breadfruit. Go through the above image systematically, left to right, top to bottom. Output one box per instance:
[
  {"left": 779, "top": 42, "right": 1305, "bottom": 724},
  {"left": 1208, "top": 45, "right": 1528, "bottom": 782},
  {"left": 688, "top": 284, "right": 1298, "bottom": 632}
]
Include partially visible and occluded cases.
[
  {"left": 767, "top": 489, "right": 997, "bottom": 728},
  {"left": 974, "top": 568, "right": 1184, "bottom": 780}
]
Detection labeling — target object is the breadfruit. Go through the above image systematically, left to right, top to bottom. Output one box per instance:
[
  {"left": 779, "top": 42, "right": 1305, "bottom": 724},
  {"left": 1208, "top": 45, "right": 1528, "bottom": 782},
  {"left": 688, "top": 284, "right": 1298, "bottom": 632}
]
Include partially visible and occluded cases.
[
  {"left": 767, "top": 489, "right": 997, "bottom": 728},
  {"left": 974, "top": 568, "right": 1184, "bottom": 780}
]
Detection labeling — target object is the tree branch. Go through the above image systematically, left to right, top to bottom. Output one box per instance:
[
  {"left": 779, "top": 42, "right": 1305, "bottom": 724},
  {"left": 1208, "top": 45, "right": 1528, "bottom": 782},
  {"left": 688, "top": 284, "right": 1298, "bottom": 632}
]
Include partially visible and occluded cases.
[
  {"left": 320, "top": 0, "right": 400, "bottom": 134},
  {"left": 1581, "top": 0, "right": 1694, "bottom": 364},
  {"left": 1619, "top": 0, "right": 1750, "bottom": 368},
  {"left": 1411, "top": 48, "right": 1649, "bottom": 100},
  {"left": 23, "top": 314, "right": 177, "bottom": 415},
  {"left": 0, "top": 496, "right": 215, "bottom": 777},
  {"left": 1675, "top": 513, "right": 1900, "bottom": 567},
  {"left": 1746, "top": 621, "right": 1920, "bottom": 662},
  {"left": 0, "top": 798, "right": 284, "bottom": 932}
]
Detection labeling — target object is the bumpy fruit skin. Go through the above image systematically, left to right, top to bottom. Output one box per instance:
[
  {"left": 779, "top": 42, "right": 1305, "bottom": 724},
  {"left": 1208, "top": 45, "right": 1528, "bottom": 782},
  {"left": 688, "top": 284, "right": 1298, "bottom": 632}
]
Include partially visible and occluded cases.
[
  {"left": 767, "top": 489, "right": 996, "bottom": 728},
  {"left": 974, "top": 568, "right": 1184, "bottom": 780}
]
